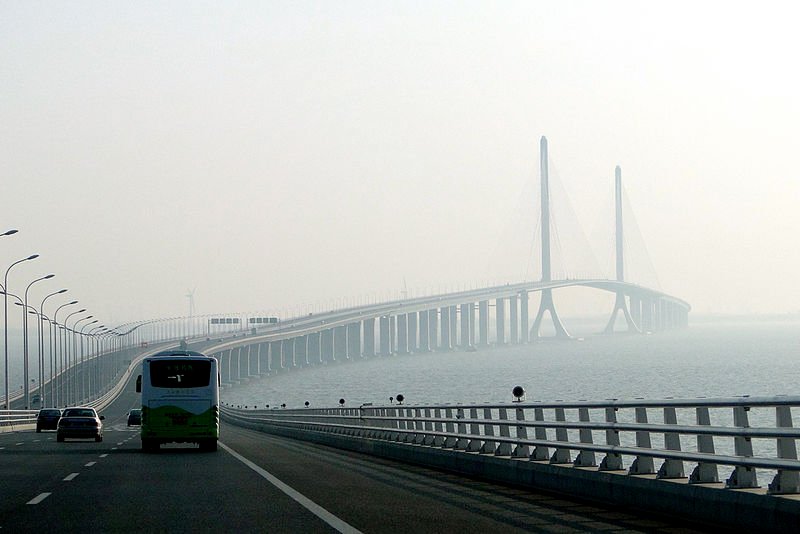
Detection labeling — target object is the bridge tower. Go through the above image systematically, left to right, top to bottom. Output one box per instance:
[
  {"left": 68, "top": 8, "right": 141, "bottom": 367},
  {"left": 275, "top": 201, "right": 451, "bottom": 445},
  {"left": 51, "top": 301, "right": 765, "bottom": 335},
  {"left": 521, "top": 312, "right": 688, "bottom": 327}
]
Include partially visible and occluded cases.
[
  {"left": 530, "top": 136, "right": 570, "bottom": 339},
  {"left": 603, "top": 166, "right": 641, "bottom": 334}
]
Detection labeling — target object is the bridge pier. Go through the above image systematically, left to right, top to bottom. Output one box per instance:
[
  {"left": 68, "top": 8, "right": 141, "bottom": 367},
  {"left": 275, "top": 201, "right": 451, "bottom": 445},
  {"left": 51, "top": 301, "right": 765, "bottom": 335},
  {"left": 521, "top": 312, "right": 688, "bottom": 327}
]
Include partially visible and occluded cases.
[
  {"left": 530, "top": 289, "right": 570, "bottom": 339},
  {"left": 520, "top": 292, "right": 529, "bottom": 343},
  {"left": 603, "top": 292, "right": 641, "bottom": 334},
  {"left": 509, "top": 295, "right": 519, "bottom": 344},
  {"left": 496, "top": 298, "right": 505, "bottom": 345},
  {"left": 478, "top": 301, "right": 489, "bottom": 346},
  {"left": 460, "top": 303, "right": 471, "bottom": 348},
  {"left": 449, "top": 305, "right": 457, "bottom": 349},
  {"left": 440, "top": 307, "right": 452, "bottom": 350},
  {"left": 428, "top": 309, "right": 439, "bottom": 350},
  {"left": 418, "top": 311, "right": 430, "bottom": 352},
  {"left": 408, "top": 312, "right": 418, "bottom": 352},
  {"left": 397, "top": 314, "right": 409, "bottom": 354},
  {"left": 379, "top": 316, "right": 391, "bottom": 356},
  {"left": 362, "top": 318, "right": 375, "bottom": 357},
  {"left": 347, "top": 322, "right": 361, "bottom": 359},
  {"left": 334, "top": 326, "right": 347, "bottom": 361},
  {"left": 321, "top": 329, "right": 334, "bottom": 362},
  {"left": 307, "top": 331, "right": 321, "bottom": 364},
  {"left": 295, "top": 336, "right": 308, "bottom": 366}
]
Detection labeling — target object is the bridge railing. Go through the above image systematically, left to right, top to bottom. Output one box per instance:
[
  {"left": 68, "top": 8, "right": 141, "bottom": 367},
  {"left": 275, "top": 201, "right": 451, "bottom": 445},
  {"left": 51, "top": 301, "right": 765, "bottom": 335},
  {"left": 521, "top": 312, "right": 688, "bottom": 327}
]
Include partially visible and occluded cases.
[
  {"left": 223, "top": 395, "right": 800, "bottom": 495},
  {"left": 0, "top": 409, "right": 37, "bottom": 430}
]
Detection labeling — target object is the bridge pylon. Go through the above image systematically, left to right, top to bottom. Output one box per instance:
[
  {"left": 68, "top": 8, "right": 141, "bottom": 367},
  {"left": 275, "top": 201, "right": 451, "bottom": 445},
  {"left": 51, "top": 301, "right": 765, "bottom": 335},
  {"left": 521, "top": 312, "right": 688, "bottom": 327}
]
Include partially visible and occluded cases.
[
  {"left": 530, "top": 136, "right": 570, "bottom": 340},
  {"left": 603, "top": 165, "right": 641, "bottom": 334}
]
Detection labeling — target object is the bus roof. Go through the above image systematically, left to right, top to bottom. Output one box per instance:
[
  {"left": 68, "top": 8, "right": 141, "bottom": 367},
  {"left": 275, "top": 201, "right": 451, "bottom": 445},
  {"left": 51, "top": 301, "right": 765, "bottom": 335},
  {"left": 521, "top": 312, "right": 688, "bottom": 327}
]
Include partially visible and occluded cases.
[{"left": 148, "top": 350, "right": 210, "bottom": 359}]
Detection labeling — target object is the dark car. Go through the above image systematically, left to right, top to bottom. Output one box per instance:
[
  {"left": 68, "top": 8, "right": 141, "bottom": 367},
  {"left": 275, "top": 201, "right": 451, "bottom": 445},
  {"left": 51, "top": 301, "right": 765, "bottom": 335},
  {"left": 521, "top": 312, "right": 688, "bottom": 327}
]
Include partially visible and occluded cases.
[
  {"left": 57, "top": 407, "right": 104, "bottom": 442},
  {"left": 36, "top": 408, "right": 62, "bottom": 432},
  {"left": 127, "top": 408, "right": 142, "bottom": 426}
]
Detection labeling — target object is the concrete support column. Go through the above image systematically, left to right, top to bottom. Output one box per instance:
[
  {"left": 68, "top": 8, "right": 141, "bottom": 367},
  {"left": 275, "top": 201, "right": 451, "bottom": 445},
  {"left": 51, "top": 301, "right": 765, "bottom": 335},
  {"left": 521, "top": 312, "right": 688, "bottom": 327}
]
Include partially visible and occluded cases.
[
  {"left": 520, "top": 292, "right": 529, "bottom": 344},
  {"left": 509, "top": 295, "right": 519, "bottom": 344},
  {"left": 630, "top": 296, "right": 642, "bottom": 331},
  {"left": 496, "top": 298, "right": 505, "bottom": 345},
  {"left": 641, "top": 299, "right": 653, "bottom": 332},
  {"left": 655, "top": 299, "right": 663, "bottom": 331},
  {"left": 479, "top": 301, "right": 489, "bottom": 346},
  {"left": 459, "top": 303, "right": 471, "bottom": 348},
  {"left": 449, "top": 305, "right": 457, "bottom": 348},
  {"left": 440, "top": 307, "right": 451, "bottom": 350},
  {"left": 428, "top": 309, "right": 439, "bottom": 350},
  {"left": 418, "top": 310, "right": 430, "bottom": 351},
  {"left": 407, "top": 312, "right": 418, "bottom": 352},
  {"left": 397, "top": 314, "right": 409, "bottom": 354},
  {"left": 379, "top": 316, "right": 391, "bottom": 356},
  {"left": 390, "top": 316, "right": 396, "bottom": 353},
  {"left": 362, "top": 318, "right": 375, "bottom": 357},
  {"left": 347, "top": 322, "right": 361, "bottom": 358},
  {"left": 334, "top": 325, "right": 348, "bottom": 361},
  {"left": 321, "top": 329, "right": 334, "bottom": 362},
  {"left": 307, "top": 332, "right": 321, "bottom": 365},
  {"left": 294, "top": 336, "right": 308, "bottom": 366},
  {"left": 282, "top": 339, "right": 295, "bottom": 368},
  {"left": 233, "top": 348, "right": 242, "bottom": 380},
  {"left": 220, "top": 351, "right": 229, "bottom": 383}
]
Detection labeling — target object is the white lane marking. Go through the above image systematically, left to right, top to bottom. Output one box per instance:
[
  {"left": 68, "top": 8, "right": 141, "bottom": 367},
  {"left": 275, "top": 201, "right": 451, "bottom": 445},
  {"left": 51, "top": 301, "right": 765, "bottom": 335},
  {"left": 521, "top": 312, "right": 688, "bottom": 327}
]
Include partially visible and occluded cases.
[
  {"left": 15, "top": 442, "right": 23, "bottom": 446},
  {"left": 116, "top": 442, "right": 123, "bottom": 446},
  {"left": 220, "top": 442, "right": 362, "bottom": 534},
  {"left": 0, "top": 447, "right": 5, "bottom": 450},
  {"left": 111, "top": 447, "right": 117, "bottom": 450},
  {"left": 99, "top": 454, "right": 108, "bottom": 458},
  {"left": 85, "top": 461, "right": 96, "bottom": 467},
  {"left": 64, "top": 473, "right": 79, "bottom": 481},
  {"left": 27, "top": 493, "right": 51, "bottom": 505}
]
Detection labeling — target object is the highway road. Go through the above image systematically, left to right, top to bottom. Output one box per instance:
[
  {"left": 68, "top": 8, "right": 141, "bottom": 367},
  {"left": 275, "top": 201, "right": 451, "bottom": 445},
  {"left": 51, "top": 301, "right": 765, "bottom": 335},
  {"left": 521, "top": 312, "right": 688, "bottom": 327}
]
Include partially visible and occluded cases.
[{"left": 1, "top": 369, "right": 709, "bottom": 533}]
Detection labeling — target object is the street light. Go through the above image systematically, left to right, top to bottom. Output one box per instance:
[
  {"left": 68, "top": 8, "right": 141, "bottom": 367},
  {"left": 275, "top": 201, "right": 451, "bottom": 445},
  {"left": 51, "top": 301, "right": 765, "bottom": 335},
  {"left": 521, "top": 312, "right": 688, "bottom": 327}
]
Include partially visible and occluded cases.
[
  {"left": 3, "top": 253, "right": 38, "bottom": 410},
  {"left": 23, "top": 274, "right": 54, "bottom": 408},
  {"left": 40, "top": 289, "right": 67, "bottom": 407},
  {"left": 52, "top": 300, "right": 78, "bottom": 406},
  {"left": 62, "top": 309, "right": 86, "bottom": 405},
  {"left": 72, "top": 315, "right": 95, "bottom": 404},
  {"left": 77, "top": 319, "right": 98, "bottom": 401}
]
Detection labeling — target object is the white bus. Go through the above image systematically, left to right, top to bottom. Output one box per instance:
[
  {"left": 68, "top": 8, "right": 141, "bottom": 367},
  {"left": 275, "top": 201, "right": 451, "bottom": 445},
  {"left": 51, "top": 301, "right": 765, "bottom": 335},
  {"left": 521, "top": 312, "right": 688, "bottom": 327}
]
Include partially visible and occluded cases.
[{"left": 136, "top": 350, "right": 220, "bottom": 452}]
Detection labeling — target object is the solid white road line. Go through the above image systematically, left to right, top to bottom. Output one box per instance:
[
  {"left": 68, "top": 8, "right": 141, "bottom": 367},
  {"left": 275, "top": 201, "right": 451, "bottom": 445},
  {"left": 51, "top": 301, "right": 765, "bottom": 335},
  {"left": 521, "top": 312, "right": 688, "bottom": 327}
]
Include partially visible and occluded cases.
[
  {"left": 220, "top": 442, "right": 362, "bottom": 534},
  {"left": 63, "top": 473, "right": 79, "bottom": 481},
  {"left": 27, "top": 493, "right": 51, "bottom": 505}
]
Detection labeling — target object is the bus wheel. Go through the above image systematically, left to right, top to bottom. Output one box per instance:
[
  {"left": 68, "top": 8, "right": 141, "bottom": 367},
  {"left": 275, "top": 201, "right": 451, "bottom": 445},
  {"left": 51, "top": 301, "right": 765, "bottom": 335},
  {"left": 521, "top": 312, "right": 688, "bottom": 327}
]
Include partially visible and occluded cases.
[{"left": 142, "top": 439, "right": 158, "bottom": 452}]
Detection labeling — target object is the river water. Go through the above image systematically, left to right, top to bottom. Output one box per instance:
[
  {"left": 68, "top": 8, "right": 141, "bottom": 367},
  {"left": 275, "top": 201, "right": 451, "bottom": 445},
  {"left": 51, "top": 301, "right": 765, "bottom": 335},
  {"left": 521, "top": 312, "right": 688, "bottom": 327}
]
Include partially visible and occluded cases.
[{"left": 222, "top": 315, "right": 800, "bottom": 409}]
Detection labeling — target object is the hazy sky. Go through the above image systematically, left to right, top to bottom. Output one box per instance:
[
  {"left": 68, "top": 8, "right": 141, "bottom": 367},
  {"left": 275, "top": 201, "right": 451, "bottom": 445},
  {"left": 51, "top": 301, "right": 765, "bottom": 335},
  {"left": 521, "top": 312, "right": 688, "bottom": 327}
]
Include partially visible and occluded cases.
[{"left": 2, "top": 1, "right": 798, "bottom": 327}]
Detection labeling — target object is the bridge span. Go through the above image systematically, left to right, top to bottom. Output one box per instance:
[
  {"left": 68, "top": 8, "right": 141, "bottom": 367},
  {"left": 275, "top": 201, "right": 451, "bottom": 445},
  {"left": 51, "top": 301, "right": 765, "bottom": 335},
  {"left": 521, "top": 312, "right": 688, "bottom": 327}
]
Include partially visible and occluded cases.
[{"left": 199, "top": 279, "right": 690, "bottom": 383}]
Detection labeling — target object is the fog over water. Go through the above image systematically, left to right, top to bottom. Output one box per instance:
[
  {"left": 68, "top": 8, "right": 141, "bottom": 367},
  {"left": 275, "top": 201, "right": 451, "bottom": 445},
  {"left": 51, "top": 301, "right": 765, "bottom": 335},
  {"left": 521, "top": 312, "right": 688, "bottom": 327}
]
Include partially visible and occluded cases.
[{"left": 223, "top": 317, "right": 800, "bottom": 409}]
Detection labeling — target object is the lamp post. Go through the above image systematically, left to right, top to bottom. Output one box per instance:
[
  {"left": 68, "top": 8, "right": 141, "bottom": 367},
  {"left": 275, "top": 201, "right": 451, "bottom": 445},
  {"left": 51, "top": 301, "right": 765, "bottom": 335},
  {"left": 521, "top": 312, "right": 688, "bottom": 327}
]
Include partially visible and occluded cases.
[
  {"left": 3, "top": 253, "right": 38, "bottom": 410},
  {"left": 23, "top": 274, "right": 54, "bottom": 409},
  {"left": 40, "top": 289, "right": 67, "bottom": 407},
  {"left": 52, "top": 300, "right": 78, "bottom": 406},
  {"left": 62, "top": 309, "right": 86, "bottom": 405},
  {"left": 73, "top": 316, "right": 95, "bottom": 404},
  {"left": 87, "top": 325, "right": 105, "bottom": 399}
]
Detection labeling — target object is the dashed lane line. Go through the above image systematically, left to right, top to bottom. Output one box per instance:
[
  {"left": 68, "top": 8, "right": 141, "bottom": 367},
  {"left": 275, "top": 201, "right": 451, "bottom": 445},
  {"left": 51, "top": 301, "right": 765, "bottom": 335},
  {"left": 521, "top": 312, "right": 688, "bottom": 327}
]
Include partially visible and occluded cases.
[
  {"left": 220, "top": 442, "right": 362, "bottom": 534},
  {"left": 99, "top": 454, "right": 108, "bottom": 458},
  {"left": 85, "top": 462, "right": 96, "bottom": 467},
  {"left": 63, "top": 473, "right": 79, "bottom": 481},
  {"left": 27, "top": 493, "right": 51, "bottom": 505}
]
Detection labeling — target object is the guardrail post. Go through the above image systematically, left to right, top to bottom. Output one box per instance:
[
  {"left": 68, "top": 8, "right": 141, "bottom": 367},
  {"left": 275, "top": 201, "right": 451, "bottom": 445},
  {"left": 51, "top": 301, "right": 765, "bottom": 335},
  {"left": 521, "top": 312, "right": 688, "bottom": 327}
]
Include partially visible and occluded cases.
[
  {"left": 725, "top": 405, "right": 759, "bottom": 488},
  {"left": 768, "top": 405, "right": 800, "bottom": 494},
  {"left": 657, "top": 406, "right": 685, "bottom": 478},
  {"left": 689, "top": 406, "right": 719, "bottom": 483},
  {"left": 387, "top": 407, "right": 400, "bottom": 441},
  {"left": 513, "top": 407, "right": 530, "bottom": 458},
  {"left": 531, "top": 407, "right": 549, "bottom": 460},
  {"left": 550, "top": 407, "right": 571, "bottom": 464},
  {"left": 574, "top": 407, "right": 596, "bottom": 467},
  {"left": 600, "top": 407, "right": 623, "bottom": 470},
  {"left": 629, "top": 407, "right": 655, "bottom": 475},
  {"left": 414, "top": 408, "right": 426, "bottom": 444},
  {"left": 423, "top": 408, "right": 435, "bottom": 445},
  {"left": 433, "top": 408, "right": 446, "bottom": 447},
  {"left": 444, "top": 408, "right": 458, "bottom": 448},
  {"left": 455, "top": 408, "right": 469, "bottom": 450},
  {"left": 467, "top": 408, "right": 483, "bottom": 452},
  {"left": 480, "top": 408, "right": 497, "bottom": 454},
  {"left": 495, "top": 408, "right": 512, "bottom": 456}
]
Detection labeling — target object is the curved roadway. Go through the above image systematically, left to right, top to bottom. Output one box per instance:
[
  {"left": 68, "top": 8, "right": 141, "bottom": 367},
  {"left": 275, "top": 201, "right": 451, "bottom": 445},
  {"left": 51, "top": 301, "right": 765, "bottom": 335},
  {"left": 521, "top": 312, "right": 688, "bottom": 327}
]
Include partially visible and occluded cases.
[{"left": 0, "top": 369, "right": 712, "bottom": 533}]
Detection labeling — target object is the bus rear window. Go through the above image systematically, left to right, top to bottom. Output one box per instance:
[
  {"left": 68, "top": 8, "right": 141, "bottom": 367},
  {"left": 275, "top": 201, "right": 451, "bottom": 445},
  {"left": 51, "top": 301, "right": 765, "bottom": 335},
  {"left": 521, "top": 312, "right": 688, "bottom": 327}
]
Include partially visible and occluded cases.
[{"left": 150, "top": 360, "right": 211, "bottom": 388}]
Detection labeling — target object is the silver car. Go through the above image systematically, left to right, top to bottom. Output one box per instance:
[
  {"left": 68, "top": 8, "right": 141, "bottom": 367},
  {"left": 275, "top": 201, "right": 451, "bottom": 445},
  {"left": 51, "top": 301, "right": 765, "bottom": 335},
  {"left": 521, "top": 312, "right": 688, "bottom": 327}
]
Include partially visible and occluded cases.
[{"left": 57, "top": 407, "right": 104, "bottom": 442}]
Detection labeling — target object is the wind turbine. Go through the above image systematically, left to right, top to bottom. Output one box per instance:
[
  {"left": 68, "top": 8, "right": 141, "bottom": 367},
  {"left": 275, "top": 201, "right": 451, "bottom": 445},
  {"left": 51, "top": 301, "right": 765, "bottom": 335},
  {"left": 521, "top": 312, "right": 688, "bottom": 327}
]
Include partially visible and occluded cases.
[{"left": 186, "top": 288, "right": 196, "bottom": 317}]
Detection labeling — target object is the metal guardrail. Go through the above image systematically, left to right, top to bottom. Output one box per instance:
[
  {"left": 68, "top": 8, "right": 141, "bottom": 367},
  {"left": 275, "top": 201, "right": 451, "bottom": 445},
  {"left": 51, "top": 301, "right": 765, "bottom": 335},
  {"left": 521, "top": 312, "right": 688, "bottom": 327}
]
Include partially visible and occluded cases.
[
  {"left": 223, "top": 395, "right": 800, "bottom": 495},
  {"left": 0, "top": 409, "right": 37, "bottom": 429}
]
